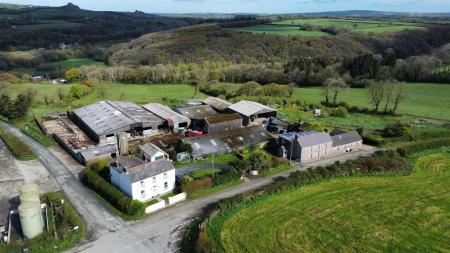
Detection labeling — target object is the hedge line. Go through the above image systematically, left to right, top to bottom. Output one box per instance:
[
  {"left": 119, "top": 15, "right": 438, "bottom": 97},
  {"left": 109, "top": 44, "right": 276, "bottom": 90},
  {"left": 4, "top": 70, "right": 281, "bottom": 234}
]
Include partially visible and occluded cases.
[
  {"left": 0, "top": 127, "right": 36, "bottom": 160},
  {"left": 397, "top": 138, "right": 450, "bottom": 157},
  {"left": 185, "top": 150, "right": 411, "bottom": 253},
  {"left": 83, "top": 168, "right": 144, "bottom": 216}
]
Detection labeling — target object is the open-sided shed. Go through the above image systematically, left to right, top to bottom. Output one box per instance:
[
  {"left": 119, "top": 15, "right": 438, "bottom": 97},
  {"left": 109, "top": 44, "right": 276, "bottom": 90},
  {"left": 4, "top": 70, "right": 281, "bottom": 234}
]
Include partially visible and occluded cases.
[{"left": 228, "top": 100, "right": 277, "bottom": 126}]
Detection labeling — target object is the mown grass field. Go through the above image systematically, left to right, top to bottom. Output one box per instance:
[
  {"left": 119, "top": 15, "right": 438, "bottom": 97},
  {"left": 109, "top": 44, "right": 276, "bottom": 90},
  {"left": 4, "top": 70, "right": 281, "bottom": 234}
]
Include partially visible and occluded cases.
[
  {"left": 16, "top": 20, "right": 83, "bottom": 30},
  {"left": 290, "top": 83, "right": 450, "bottom": 121},
  {"left": 214, "top": 149, "right": 450, "bottom": 253}
]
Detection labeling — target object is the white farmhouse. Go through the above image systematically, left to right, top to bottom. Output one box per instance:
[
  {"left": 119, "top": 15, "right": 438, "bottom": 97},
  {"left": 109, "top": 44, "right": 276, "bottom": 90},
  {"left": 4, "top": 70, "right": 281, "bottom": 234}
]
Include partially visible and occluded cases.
[
  {"left": 279, "top": 131, "right": 333, "bottom": 162},
  {"left": 140, "top": 143, "right": 168, "bottom": 162},
  {"left": 110, "top": 156, "right": 176, "bottom": 202}
]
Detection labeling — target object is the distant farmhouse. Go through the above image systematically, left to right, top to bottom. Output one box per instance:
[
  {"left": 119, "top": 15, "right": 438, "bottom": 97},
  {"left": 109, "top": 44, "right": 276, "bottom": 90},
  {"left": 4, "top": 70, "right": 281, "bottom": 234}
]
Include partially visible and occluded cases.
[
  {"left": 72, "top": 100, "right": 165, "bottom": 144},
  {"left": 110, "top": 155, "right": 176, "bottom": 202}
]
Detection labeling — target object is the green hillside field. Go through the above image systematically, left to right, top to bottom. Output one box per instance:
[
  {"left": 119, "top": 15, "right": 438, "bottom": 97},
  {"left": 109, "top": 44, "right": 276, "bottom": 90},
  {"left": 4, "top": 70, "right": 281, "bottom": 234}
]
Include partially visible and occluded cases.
[{"left": 208, "top": 149, "right": 450, "bottom": 253}]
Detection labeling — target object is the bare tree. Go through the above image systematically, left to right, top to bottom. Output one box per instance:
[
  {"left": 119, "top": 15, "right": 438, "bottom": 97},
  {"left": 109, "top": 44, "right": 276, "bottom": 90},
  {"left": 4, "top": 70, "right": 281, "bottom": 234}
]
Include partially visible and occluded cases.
[
  {"left": 323, "top": 77, "right": 347, "bottom": 105},
  {"left": 368, "top": 81, "right": 385, "bottom": 112},
  {"left": 383, "top": 81, "right": 394, "bottom": 114},
  {"left": 392, "top": 82, "right": 408, "bottom": 112}
]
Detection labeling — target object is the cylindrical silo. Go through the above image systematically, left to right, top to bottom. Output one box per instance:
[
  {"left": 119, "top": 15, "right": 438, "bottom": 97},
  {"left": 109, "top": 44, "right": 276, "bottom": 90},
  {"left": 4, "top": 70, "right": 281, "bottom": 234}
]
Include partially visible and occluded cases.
[{"left": 19, "top": 202, "right": 43, "bottom": 239}]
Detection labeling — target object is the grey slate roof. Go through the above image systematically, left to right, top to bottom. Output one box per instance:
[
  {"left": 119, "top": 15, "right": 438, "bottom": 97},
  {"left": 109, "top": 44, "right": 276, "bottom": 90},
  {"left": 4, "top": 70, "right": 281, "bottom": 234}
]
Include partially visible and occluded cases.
[
  {"left": 202, "top": 97, "right": 232, "bottom": 111},
  {"left": 73, "top": 100, "right": 164, "bottom": 136},
  {"left": 228, "top": 100, "right": 276, "bottom": 117},
  {"left": 143, "top": 102, "right": 190, "bottom": 125},
  {"left": 176, "top": 105, "right": 217, "bottom": 120},
  {"left": 183, "top": 125, "right": 273, "bottom": 158},
  {"left": 280, "top": 131, "right": 333, "bottom": 148},
  {"left": 331, "top": 131, "right": 362, "bottom": 147},
  {"left": 140, "top": 143, "right": 167, "bottom": 158},
  {"left": 112, "top": 156, "right": 175, "bottom": 183},
  {"left": 127, "top": 159, "right": 175, "bottom": 183}
]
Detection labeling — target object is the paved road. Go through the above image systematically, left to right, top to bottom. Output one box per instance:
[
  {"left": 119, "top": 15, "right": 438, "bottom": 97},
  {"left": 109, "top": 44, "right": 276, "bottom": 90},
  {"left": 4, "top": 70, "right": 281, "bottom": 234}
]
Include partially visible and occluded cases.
[
  {"left": 0, "top": 121, "right": 123, "bottom": 240},
  {"left": 1, "top": 121, "right": 377, "bottom": 252},
  {"left": 70, "top": 147, "right": 377, "bottom": 253}
]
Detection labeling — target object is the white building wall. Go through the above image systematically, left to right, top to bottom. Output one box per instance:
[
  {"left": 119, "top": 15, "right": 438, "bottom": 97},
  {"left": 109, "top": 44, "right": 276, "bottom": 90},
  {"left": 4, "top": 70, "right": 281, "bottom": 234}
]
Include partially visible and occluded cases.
[
  {"left": 332, "top": 141, "right": 363, "bottom": 154},
  {"left": 143, "top": 151, "right": 166, "bottom": 162},
  {"left": 110, "top": 168, "right": 133, "bottom": 197},
  {"left": 130, "top": 169, "right": 176, "bottom": 202}
]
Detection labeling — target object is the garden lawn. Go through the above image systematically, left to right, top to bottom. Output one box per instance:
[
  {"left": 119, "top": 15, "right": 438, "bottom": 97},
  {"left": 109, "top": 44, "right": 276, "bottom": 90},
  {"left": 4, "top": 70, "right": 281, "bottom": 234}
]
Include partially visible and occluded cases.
[
  {"left": 291, "top": 83, "right": 450, "bottom": 120},
  {"left": 215, "top": 149, "right": 450, "bottom": 253},
  {"left": 191, "top": 168, "right": 222, "bottom": 179}
]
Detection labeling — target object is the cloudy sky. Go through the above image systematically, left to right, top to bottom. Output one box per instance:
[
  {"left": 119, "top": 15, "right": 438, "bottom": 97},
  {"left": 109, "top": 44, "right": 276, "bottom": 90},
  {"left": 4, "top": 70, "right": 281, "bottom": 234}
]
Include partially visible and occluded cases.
[{"left": 4, "top": 0, "right": 450, "bottom": 13}]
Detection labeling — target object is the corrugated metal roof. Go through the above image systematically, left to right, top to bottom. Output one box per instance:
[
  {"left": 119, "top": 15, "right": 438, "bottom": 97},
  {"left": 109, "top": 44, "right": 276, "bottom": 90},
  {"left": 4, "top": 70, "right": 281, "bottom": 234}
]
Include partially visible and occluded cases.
[
  {"left": 202, "top": 97, "right": 232, "bottom": 111},
  {"left": 73, "top": 100, "right": 164, "bottom": 136},
  {"left": 228, "top": 100, "right": 276, "bottom": 117},
  {"left": 143, "top": 102, "right": 190, "bottom": 126},
  {"left": 176, "top": 105, "right": 217, "bottom": 120},
  {"left": 205, "top": 113, "right": 242, "bottom": 124},
  {"left": 183, "top": 125, "right": 273, "bottom": 158},
  {"left": 331, "top": 131, "right": 362, "bottom": 147},
  {"left": 140, "top": 143, "right": 167, "bottom": 158},
  {"left": 78, "top": 144, "right": 117, "bottom": 160}
]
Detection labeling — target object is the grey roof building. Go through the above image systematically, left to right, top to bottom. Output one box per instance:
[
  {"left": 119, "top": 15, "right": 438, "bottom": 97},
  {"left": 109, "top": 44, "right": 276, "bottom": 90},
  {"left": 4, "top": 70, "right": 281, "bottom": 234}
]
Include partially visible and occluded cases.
[
  {"left": 202, "top": 97, "right": 232, "bottom": 111},
  {"left": 72, "top": 100, "right": 165, "bottom": 143},
  {"left": 228, "top": 100, "right": 277, "bottom": 126},
  {"left": 143, "top": 102, "right": 191, "bottom": 130},
  {"left": 176, "top": 105, "right": 217, "bottom": 120},
  {"left": 183, "top": 125, "right": 273, "bottom": 159},
  {"left": 279, "top": 131, "right": 333, "bottom": 162},
  {"left": 331, "top": 131, "right": 363, "bottom": 148},
  {"left": 140, "top": 143, "right": 168, "bottom": 162},
  {"left": 77, "top": 144, "right": 117, "bottom": 165},
  {"left": 111, "top": 157, "right": 175, "bottom": 183}
]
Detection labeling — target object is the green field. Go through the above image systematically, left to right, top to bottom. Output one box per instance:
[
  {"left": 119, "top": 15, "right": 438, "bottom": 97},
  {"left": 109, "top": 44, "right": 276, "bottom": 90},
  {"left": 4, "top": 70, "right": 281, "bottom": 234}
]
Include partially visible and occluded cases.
[
  {"left": 234, "top": 18, "right": 418, "bottom": 37},
  {"left": 274, "top": 18, "right": 418, "bottom": 33},
  {"left": 16, "top": 20, "right": 83, "bottom": 30},
  {"left": 234, "top": 24, "right": 329, "bottom": 36},
  {"left": 49, "top": 58, "right": 105, "bottom": 69},
  {"left": 289, "top": 83, "right": 450, "bottom": 121},
  {"left": 213, "top": 149, "right": 450, "bottom": 252},
  {"left": 191, "top": 168, "right": 222, "bottom": 179}
]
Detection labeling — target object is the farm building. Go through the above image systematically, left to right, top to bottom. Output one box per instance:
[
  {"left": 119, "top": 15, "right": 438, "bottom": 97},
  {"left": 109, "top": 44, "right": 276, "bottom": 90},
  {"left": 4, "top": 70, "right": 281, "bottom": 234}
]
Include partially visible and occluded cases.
[
  {"left": 202, "top": 97, "right": 232, "bottom": 112},
  {"left": 72, "top": 100, "right": 165, "bottom": 144},
  {"left": 228, "top": 100, "right": 277, "bottom": 126},
  {"left": 143, "top": 102, "right": 190, "bottom": 131},
  {"left": 176, "top": 105, "right": 218, "bottom": 132},
  {"left": 205, "top": 113, "right": 243, "bottom": 135},
  {"left": 183, "top": 125, "right": 273, "bottom": 159},
  {"left": 279, "top": 131, "right": 333, "bottom": 162},
  {"left": 331, "top": 131, "right": 363, "bottom": 153},
  {"left": 140, "top": 143, "right": 169, "bottom": 162},
  {"left": 77, "top": 144, "right": 117, "bottom": 166},
  {"left": 110, "top": 156, "right": 175, "bottom": 202}
]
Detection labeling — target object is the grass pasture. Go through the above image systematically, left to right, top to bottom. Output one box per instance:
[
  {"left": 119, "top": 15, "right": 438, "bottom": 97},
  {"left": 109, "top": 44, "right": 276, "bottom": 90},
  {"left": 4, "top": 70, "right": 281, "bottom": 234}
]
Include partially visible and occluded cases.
[
  {"left": 234, "top": 18, "right": 418, "bottom": 37},
  {"left": 274, "top": 18, "right": 418, "bottom": 33},
  {"left": 16, "top": 20, "right": 83, "bottom": 30},
  {"left": 234, "top": 24, "right": 329, "bottom": 36},
  {"left": 49, "top": 58, "right": 105, "bottom": 69},
  {"left": 213, "top": 150, "right": 450, "bottom": 253}
]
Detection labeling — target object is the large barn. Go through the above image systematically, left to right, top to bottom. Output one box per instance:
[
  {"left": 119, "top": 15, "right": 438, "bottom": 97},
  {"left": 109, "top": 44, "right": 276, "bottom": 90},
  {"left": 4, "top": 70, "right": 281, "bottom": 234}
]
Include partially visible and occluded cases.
[
  {"left": 202, "top": 97, "right": 232, "bottom": 112},
  {"left": 72, "top": 100, "right": 165, "bottom": 144},
  {"left": 228, "top": 100, "right": 277, "bottom": 126},
  {"left": 143, "top": 102, "right": 191, "bottom": 131}
]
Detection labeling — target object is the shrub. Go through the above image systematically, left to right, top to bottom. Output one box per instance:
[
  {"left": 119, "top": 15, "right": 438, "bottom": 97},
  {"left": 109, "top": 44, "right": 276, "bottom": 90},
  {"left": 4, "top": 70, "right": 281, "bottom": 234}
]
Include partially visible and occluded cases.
[
  {"left": 69, "top": 84, "right": 92, "bottom": 99},
  {"left": 332, "top": 106, "right": 349, "bottom": 118},
  {"left": 382, "top": 121, "right": 412, "bottom": 138},
  {"left": 0, "top": 127, "right": 36, "bottom": 160},
  {"left": 363, "top": 134, "right": 384, "bottom": 146},
  {"left": 397, "top": 138, "right": 450, "bottom": 157},
  {"left": 83, "top": 167, "right": 144, "bottom": 216},
  {"left": 214, "top": 169, "right": 242, "bottom": 186},
  {"left": 181, "top": 177, "right": 214, "bottom": 195}
]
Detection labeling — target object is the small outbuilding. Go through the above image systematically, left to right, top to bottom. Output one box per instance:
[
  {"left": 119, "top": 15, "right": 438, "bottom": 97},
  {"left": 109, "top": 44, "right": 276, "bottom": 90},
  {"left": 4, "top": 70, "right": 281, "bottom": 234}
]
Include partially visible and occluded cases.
[
  {"left": 228, "top": 100, "right": 277, "bottom": 126},
  {"left": 331, "top": 131, "right": 363, "bottom": 153},
  {"left": 140, "top": 143, "right": 169, "bottom": 162}
]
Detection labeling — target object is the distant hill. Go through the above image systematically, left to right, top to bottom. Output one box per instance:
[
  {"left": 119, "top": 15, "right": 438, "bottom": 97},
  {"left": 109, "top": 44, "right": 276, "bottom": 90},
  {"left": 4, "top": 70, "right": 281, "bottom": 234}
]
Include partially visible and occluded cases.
[
  {"left": 0, "top": 3, "right": 200, "bottom": 50},
  {"left": 294, "top": 10, "right": 450, "bottom": 18}
]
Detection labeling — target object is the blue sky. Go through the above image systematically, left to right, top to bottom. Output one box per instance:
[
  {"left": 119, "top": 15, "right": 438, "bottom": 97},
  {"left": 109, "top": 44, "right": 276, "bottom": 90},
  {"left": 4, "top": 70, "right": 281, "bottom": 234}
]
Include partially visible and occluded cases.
[{"left": 3, "top": 0, "right": 450, "bottom": 13}]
